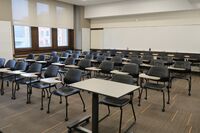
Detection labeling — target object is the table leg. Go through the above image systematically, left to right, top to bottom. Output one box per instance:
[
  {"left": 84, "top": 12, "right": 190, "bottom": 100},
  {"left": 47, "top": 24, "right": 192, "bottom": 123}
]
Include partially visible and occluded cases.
[{"left": 92, "top": 93, "right": 99, "bottom": 133}]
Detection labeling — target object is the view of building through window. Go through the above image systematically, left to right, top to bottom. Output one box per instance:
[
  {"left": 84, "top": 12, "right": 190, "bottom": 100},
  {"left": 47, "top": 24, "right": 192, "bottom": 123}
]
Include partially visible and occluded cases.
[
  {"left": 14, "top": 25, "right": 31, "bottom": 48},
  {"left": 38, "top": 27, "right": 51, "bottom": 47},
  {"left": 57, "top": 28, "right": 68, "bottom": 46}
]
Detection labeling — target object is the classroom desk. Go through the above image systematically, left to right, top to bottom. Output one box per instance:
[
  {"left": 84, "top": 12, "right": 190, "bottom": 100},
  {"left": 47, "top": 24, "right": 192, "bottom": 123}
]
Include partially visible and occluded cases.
[
  {"left": 25, "top": 59, "right": 36, "bottom": 63},
  {"left": 35, "top": 61, "right": 47, "bottom": 64},
  {"left": 52, "top": 62, "right": 65, "bottom": 67},
  {"left": 65, "top": 65, "right": 79, "bottom": 69},
  {"left": 168, "top": 66, "right": 191, "bottom": 95},
  {"left": 85, "top": 67, "right": 101, "bottom": 77},
  {"left": 7, "top": 70, "right": 25, "bottom": 99},
  {"left": 110, "top": 70, "right": 129, "bottom": 75},
  {"left": 21, "top": 73, "right": 39, "bottom": 103},
  {"left": 40, "top": 77, "right": 61, "bottom": 85},
  {"left": 70, "top": 78, "right": 140, "bottom": 133}
]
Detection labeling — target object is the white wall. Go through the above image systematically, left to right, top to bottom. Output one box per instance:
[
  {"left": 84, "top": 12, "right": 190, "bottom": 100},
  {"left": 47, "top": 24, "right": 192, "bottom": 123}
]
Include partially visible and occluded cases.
[
  {"left": 85, "top": 0, "right": 200, "bottom": 18},
  {"left": 0, "top": 21, "right": 13, "bottom": 60},
  {"left": 82, "top": 28, "right": 90, "bottom": 51},
  {"left": 91, "top": 30, "right": 104, "bottom": 49}
]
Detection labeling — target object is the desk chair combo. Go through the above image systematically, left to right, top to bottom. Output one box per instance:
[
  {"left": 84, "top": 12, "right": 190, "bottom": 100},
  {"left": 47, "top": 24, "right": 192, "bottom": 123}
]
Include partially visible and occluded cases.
[
  {"left": 139, "top": 66, "right": 170, "bottom": 112},
  {"left": 47, "top": 69, "right": 86, "bottom": 121},
  {"left": 99, "top": 74, "right": 137, "bottom": 133}
]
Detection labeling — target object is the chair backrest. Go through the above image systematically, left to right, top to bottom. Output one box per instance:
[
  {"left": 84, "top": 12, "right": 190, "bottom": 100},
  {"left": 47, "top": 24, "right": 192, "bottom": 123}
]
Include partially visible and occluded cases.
[
  {"left": 66, "top": 50, "right": 72, "bottom": 54},
  {"left": 50, "top": 51, "right": 57, "bottom": 57},
  {"left": 74, "top": 51, "right": 81, "bottom": 55},
  {"left": 82, "top": 51, "right": 90, "bottom": 55},
  {"left": 61, "top": 52, "right": 69, "bottom": 58},
  {"left": 26, "top": 53, "right": 34, "bottom": 59},
  {"left": 71, "top": 53, "right": 79, "bottom": 59},
  {"left": 36, "top": 54, "right": 45, "bottom": 61},
  {"left": 85, "top": 54, "right": 93, "bottom": 60},
  {"left": 96, "top": 55, "right": 105, "bottom": 63},
  {"left": 49, "top": 56, "right": 60, "bottom": 63},
  {"left": 111, "top": 56, "right": 122, "bottom": 63},
  {"left": 64, "top": 57, "right": 75, "bottom": 65},
  {"left": 130, "top": 57, "right": 142, "bottom": 65},
  {"left": 0, "top": 58, "right": 6, "bottom": 68},
  {"left": 78, "top": 59, "right": 91, "bottom": 69},
  {"left": 150, "top": 59, "right": 165, "bottom": 67},
  {"left": 5, "top": 60, "right": 16, "bottom": 69},
  {"left": 14, "top": 61, "right": 27, "bottom": 71},
  {"left": 99, "top": 61, "right": 114, "bottom": 72},
  {"left": 174, "top": 61, "right": 191, "bottom": 71},
  {"left": 27, "top": 63, "right": 42, "bottom": 73},
  {"left": 122, "top": 63, "right": 139, "bottom": 77},
  {"left": 44, "top": 65, "right": 59, "bottom": 78},
  {"left": 147, "top": 66, "right": 169, "bottom": 81},
  {"left": 64, "top": 69, "right": 82, "bottom": 84},
  {"left": 111, "top": 74, "right": 134, "bottom": 85}
]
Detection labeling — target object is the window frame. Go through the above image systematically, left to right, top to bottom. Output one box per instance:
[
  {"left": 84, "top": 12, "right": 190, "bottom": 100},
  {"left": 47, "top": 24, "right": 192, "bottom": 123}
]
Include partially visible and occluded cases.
[{"left": 57, "top": 28, "right": 68, "bottom": 47}]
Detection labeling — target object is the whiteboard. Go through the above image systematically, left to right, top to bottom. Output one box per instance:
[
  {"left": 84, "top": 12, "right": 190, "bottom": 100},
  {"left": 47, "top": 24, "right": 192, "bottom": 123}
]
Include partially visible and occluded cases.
[
  {"left": 0, "top": 21, "right": 13, "bottom": 60},
  {"left": 103, "top": 25, "right": 200, "bottom": 53},
  {"left": 82, "top": 28, "right": 90, "bottom": 51},
  {"left": 91, "top": 30, "right": 104, "bottom": 49}
]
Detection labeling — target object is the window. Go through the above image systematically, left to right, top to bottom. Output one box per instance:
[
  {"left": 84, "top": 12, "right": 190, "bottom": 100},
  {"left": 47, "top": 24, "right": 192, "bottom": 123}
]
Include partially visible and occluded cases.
[
  {"left": 14, "top": 25, "right": 31, "bottom": 48},
  {"left": 38, "top": 27, "right": 51, "bottom": 47},
  {"left": 57, "top": 28, "right": 68, "bottom": 46}
]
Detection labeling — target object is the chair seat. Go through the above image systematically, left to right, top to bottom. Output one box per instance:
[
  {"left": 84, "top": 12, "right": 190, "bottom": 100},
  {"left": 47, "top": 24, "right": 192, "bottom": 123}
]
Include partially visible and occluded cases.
[
  {"left": 16, "top": 78, "right": 39, "bottom": 85},
  {"left": 31, "top": 82, "right": 54, "bottom": 89},
  {"left": 143, "top": 82, "right": 166, "bottom": 90},
  {"left": 52, "top": 87, "right": 80, "bottom": 96},
  {"left": 100, "top": 97, "right": 130, "bottom": 107}
]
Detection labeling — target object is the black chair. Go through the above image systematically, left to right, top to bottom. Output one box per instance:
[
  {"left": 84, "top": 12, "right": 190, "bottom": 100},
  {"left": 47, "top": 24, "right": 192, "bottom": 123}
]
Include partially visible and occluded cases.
[
  {"left": 66, "top": 50, "right": 72, "bottom": 54},
  {"left": 50, "top": 51, "right": 57, "bottom": 57},
  {"left": 26, "top": 53, "right": 35, "bottom": 59},
  {"left": 71, "top": 53, "right": 79, "bottom": 59},
  {"left": 36, "top": 54, "right": 45, "bottom": 61},
  {"left": 85, "top": 54, "right": 93, "bottom": 60},
  {"left": 142, "top": 55, "right": 153, "bottom": 64},
  {"left": 45, "top": 56, "right": 60, "bottom": 67},
  {"left": 111, "top": 56, "right": 123, "bottom": 69},
  {"left": 158, "top": 56, "right": 174, "bottom": 66},
  {"left": 130, "top": 57, "right": 142, "bottom": 65},
  {"left": 0, "top": 58, "right": 5, "bottom": 68},
  {"left": 77, "top": 59, "right": 91, "bottom": 78},
  {"left": 150, "top": 59, "right": 165, "bottom": 67},
  {"left": 0, "top": 60, "right": 16, "bottom": 95},
  {"left": 4, "top": 61, "right": 28, "bottom": 99},
  {"left": 98, "top": 61, "right": 114, "bottom": 78},
  {"left": 170, "top": 61, "right": 192, "bottom": 95},
  {"left": 16, "top": 63, "right": 42, "bottom": 103},
  {"left": 121, "top": 63, "right": 139, "bottom": 85},
  {"left": 31, "top": 65, "right": 59, "bottom": 110},
  {"left": 139, "top": 66, "right": 170, "bottom": 112},
  {"left": 47, "top": 69, "right": 86, "bottom": 121},
  {"left": 99, "top": 74, "right": 136, "bottom": 133}
]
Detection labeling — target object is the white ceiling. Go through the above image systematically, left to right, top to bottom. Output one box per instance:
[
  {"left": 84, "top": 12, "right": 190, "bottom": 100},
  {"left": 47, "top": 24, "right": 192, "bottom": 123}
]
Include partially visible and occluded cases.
[{"left": 58, "top": 0, "right": 127, "bottom": 6}]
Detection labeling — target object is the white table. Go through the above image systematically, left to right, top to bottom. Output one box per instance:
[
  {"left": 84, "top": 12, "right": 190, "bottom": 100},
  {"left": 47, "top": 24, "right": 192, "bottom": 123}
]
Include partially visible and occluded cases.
[
  {"left": 122, "top": 58, "right": 130, "bottom": 61},
  {"left": 25, "top": 59, "right": 36, "bottom": 62},
  {"left": 140, "top": 63, "right": 152, "bottom": 68},
  {"left": 65, "top": 65, "right": 79, "bottom": 69},
  {"left": 168, "top": 66, "right": 186, "bottom": 71},
  {"left": 0, "top": 68, "right": 10, "bottom": 73},
  {"left": 111, "top": 70, "right": 129, "bottom": 75},
  {"left": 70, "top": 78, "right": 140, "bottom": 133}
]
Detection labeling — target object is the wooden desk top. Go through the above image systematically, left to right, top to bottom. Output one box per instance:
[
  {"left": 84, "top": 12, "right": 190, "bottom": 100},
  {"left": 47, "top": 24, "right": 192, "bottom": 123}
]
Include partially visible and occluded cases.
[
  {"left": 21, "top": 73, "right": 38, "bottom": 78},
  {"left": 70, "top": 78, "right": 139, "bottom": 98}
]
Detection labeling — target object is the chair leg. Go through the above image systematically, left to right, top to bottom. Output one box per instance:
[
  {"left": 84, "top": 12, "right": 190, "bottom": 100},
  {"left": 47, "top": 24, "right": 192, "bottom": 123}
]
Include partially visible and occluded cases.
[
  {"left": 188, "top": 76, "right": 192, "bottom": 96},
  {"left": 1, "top": 79, "right": 4, "bottom": 95},
  {"left": 11, "top": 81, "right": 14, "bottom": 99},
  {"left": 26, "top": 85, "right": 31, "bottom": 104},
  {"left": 138, "top": 87, "right": 144, "bottom": 106},
  {"left": 167, "top": 87, "right": 170, "bottom": 104},
  {"left": 145, "top": 88, "right": 147, "bottom": 100},
  {"left": 41, "top": 89, "right": 44, "bottom": 110},
  {"left": 45, "top": 89, "right": 49, "bottom": 98},
  {"left": 162, "top": 90, "right": 165, "bottom": 112},
  {"left": 78, "top": 92, "right": 86, "bottom": 112},
  {"left": 47, "top": 93, "right": 52, "bottom": 114},
  {"left": 59, "top": 96, "right": 62, "bottom": 104},
  {"left": 65, "top": 96, "right": 68, "bottom": 121},
  {"left": 130, "top": 101, "right": 136, "bottom": 122},
  {"left": 107, "top": 106, "right": 110, "bottom": 116},
  {"left": 119, "top": 107, "right": 123, "bottom": 133}
]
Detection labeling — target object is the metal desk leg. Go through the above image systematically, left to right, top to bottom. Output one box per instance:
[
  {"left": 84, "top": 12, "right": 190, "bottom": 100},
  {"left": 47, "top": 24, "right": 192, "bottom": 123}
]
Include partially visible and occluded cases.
[{"left": 92, "top": 93, "right": 99, "bottom": 133}]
